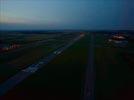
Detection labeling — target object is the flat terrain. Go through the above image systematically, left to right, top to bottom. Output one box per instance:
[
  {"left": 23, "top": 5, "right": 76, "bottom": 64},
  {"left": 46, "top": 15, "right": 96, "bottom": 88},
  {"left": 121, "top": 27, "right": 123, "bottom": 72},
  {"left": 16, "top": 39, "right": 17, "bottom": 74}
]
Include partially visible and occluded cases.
[
  {"left": 0, "top": 31, "right": 134, "bottom": 100},
  {"left": 0, "top": 32, "right": 78, "bottom": 83},
  {"left": 94, "top": 33, "right": 134, "bottom": 100},
  {"left": 1, "top": 34, "right": 90, "bottom": 100}
]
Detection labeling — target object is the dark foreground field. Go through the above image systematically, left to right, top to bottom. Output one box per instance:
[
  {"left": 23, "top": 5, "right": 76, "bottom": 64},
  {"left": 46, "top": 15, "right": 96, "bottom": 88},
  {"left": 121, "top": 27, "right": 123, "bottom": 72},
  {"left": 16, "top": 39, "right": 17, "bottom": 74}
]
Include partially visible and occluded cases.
[
  {"left": 0, "top": 32, "right": 134, "bottom": 100},
  {"left": 0, "top": 33, "right": 77, "bottom": 83},
  {"left": 95, "top": 33, "right": 134, "bottom": 100},
  {"left": 1, "top": 34, "right": 90, "bottom": 100}
]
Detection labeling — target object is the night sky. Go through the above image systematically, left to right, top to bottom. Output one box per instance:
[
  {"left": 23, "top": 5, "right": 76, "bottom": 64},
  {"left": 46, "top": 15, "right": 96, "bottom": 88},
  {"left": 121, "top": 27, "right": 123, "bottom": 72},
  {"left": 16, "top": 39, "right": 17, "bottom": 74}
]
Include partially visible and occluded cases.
[{"left": 0, "top": 0, "right": 134, "bottom": 30}]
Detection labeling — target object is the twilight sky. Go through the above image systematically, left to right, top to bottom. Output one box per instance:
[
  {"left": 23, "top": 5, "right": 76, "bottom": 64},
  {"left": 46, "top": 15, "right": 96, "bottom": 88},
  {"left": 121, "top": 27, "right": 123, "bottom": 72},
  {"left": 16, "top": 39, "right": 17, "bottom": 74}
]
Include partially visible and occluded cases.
[{"left": 0, "top": 0, "right": 134, "bottom": 30}]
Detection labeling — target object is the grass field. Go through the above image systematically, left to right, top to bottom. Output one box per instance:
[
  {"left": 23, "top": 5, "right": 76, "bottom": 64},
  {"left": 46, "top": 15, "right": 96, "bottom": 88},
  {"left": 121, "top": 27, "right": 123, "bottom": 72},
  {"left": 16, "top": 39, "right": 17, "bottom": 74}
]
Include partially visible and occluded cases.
[
  {"left": 0, "top": 33, "right": 77, "bottom": 83},
  {"left": 0, "top": 33, "right": 53, "bottom": 44},
  {"left": 0, "top": 33, "right": 73, "bottom": 64},
  {"left": 1, "top": 33, "right": 133, "bottom": 100},
  {"left": 2, "top": 34, "right": 90, "bottom": 100},
  {"left": 94, "top": 34, "right": 134, "bottom": 100},
  {"left": 8, "top": 45, "right": 53, "bottom": 68},
  {"left": 0, "top": 65, "right": 18, "bottom": 84}
]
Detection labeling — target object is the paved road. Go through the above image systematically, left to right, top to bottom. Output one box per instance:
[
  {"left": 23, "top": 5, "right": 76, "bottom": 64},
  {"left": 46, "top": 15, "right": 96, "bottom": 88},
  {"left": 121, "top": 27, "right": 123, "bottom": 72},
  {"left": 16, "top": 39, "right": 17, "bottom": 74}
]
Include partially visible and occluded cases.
[
  {"left": 0, "top": 34, "right": 84, "bottom": 96},
  {"left": 83, "top": 34, "right": 95, "bottom": 100}
]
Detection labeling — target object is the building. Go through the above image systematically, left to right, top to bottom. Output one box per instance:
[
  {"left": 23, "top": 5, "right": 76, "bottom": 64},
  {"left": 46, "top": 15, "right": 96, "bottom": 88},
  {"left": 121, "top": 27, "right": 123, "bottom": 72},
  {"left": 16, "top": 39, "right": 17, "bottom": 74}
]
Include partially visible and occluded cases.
[{"left": 108, "top": 34, "right": 128, "bottom": 47}]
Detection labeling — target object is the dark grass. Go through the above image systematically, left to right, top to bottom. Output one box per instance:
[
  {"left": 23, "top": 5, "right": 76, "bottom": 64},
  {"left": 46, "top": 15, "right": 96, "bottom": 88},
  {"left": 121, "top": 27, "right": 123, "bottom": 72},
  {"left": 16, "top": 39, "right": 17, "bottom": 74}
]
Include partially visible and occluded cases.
[
  {"left": 0, "top": 33, "right": 52, "bottom": 45},
  {"left": 0, "top": 34, "right": 76, "bottom": 84},
  {"left": 94, "top": 34, "right": 134, "bottom": 100},
  {"left": 2, "top": 35, "right": 90, "bottom": 100},
  {"left": 0, "top": 36, "right": 71, "bottom": 64},
  {"left": 0, "top": 42, "right": 61, "bottom": 83},
  {"left": 0, "top": 45, "right": 53, "bottom": 83},
  {"left": 8, "top": 45, "right": 53, "bottom": 68},
  {"left": 0, "top": 65, "right": 18, "bottom": 83}
]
